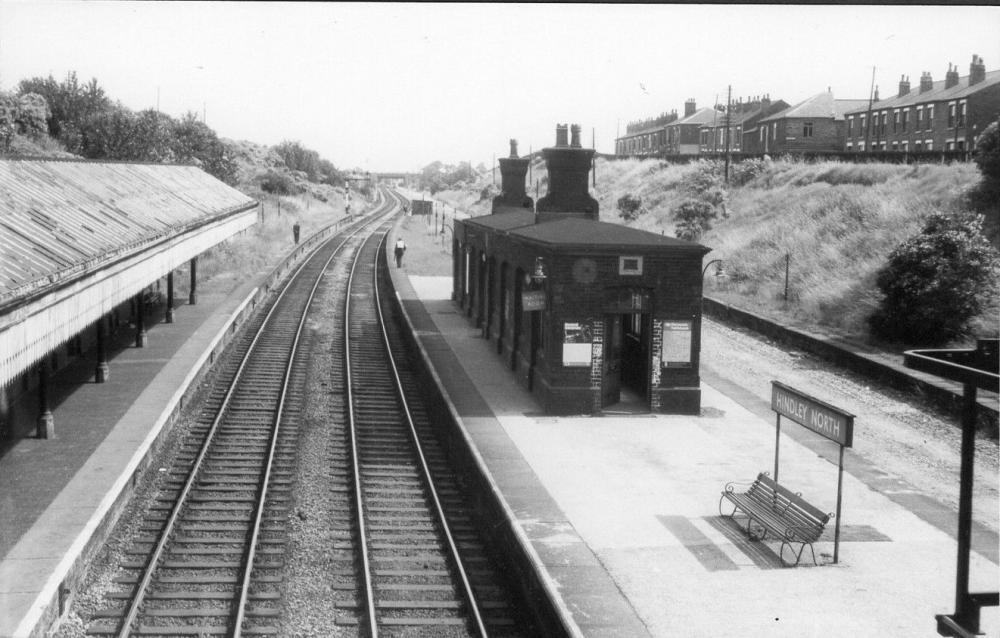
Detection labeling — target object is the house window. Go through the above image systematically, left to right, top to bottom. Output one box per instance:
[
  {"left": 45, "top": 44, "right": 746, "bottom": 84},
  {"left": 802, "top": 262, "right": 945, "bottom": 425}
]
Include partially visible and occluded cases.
[
  {"left": 958, "top": 102, "right": 966, "bottom": 127},
  {"left": 948, "top": 103, "right": 956, "bottom": 128},
  {"left": 926, "top": 105, "right": 934, "bottom": 129},
  {"left": 916, "top": 106, "right": 923, "bottom": 131},
  {"left": 901, "top": 109, "right": 909, "bottom": 132},
  {"left": 893, "top": 110, "right": 900, "bottom": 133},
  {"left": 860, "top": 114, "right": 866, "bottom": 135},
  {"left": 847, "top": 116, "right": 854, "bottom": 137},
  {"left": 803, "top": 122, "right": 814, "bottom": 137},
  {"left": 759, "top": 128, "right": 765, "bottom": 142},
  {"left": 915, "top": 140, "right": 922, "bottom": 152},
  {"left": 925, "top": 140, "right": 933, "bottom": 151},
  {"left": 946, "top": 140, "right": 954, "bottom": 151},
  {"left": 957, "top": 140, "right": 965, "bottom": 151},
  {"left": 858, "top": 141, "right": 865, "bottom": 152},
  {"left": 880, "top": 141, "right": 886, "bottom": 151},
  {"left": 891, "top": 141, "right": 899, "bottom": 151},
  {"left": 901, "top": 141, "right": 908, "bottom": 152},
  {"left": 846, "top": 142, "right": 853, "bottom": 152},
  {"left": 619, "top": 256, "right": 643, "bottom": 275}
]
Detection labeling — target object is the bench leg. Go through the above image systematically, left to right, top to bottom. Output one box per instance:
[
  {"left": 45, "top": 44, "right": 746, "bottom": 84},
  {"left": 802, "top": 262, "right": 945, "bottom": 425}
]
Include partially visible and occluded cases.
[
  {"left": 718, "top": 495, "right": 739, "bottom": 518},
  {"left": 780, "top": 541, "right": 818, "bottom": 567}
]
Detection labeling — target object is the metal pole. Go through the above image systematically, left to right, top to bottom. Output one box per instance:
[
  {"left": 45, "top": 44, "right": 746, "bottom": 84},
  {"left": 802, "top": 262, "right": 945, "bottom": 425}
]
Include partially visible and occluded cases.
[
  {"left": 864, "top": 66, "right": 875, "bottom": 152},
  {"left": 724, "top": 85, "right": 732, "bottom": 184},
  {"left": 784, "top": 253, "right": 790, "bottom": 301},
  {"left": 954, "top": 382, "right": 978, "bottom": 624},
  {"left": 773, "top": 414, "right": 781, "bottom": 486},
  {"left": 834, "top": 444, "right": 845, "bottom": 564}
]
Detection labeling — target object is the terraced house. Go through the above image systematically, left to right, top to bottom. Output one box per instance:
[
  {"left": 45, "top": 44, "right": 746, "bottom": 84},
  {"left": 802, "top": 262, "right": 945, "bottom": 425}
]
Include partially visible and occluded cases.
[
  {"left": 843, "top": 54, "right": 1000, "bottom": 153},
  {"left": 754, "top": 90, "right": 868, "bottom": 155},
  {"left": 697, "top": 95, "right": 790, "bottom": 154},
  {"left": 615, "top": 111, "right": 677, "bottom": 156}
]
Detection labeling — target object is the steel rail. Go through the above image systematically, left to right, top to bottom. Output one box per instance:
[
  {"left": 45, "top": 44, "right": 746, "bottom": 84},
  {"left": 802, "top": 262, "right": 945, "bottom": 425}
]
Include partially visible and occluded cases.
[
  {"left": 343, "top": 205, "right": 399, "bottom": 638},
  {"left": 114, "top": 216, "right": 374, "bottom": 638},
  {"left": 371, "top": 228, "right": 490, "bottom": 637}
]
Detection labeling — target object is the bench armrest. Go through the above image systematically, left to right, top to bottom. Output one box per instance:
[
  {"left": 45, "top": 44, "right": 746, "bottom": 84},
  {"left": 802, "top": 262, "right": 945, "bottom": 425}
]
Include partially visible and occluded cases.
[{"left": 722, "top": 479, "right": 756, "bottom": 494}]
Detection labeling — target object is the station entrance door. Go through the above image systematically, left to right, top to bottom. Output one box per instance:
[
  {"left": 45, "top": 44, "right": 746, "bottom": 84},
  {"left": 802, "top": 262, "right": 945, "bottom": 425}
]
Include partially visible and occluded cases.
[{"left": 601, "top": 297, "right": 652, "bottom": 408}]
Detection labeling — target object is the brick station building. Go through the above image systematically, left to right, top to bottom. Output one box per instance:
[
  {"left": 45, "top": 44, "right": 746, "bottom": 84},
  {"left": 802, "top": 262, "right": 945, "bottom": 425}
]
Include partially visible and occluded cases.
[{"left": 454, "top": 125, "right": 710, "bottom": 415}]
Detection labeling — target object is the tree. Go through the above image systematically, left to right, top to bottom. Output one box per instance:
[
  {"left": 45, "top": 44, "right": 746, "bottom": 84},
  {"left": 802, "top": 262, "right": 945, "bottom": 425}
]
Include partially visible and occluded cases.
[
  {"left": 18, "top": 72, "right": 109, "bottom": 140},
  {"left": 869, "top": 212, "right": 999, "bottom": 345}
]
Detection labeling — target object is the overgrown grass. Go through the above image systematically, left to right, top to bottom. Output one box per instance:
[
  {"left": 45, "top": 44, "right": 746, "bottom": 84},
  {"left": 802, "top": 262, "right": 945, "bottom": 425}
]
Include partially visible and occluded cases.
[{"left": 170, "top": 189, "right": 360, "bottom": 298}]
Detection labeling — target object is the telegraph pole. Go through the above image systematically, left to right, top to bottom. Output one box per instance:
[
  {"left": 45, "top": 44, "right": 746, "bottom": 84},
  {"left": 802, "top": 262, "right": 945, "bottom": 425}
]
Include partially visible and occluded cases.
[
  {"left": 864, "top": 66, "right": 875, "bottom": 152},
  {"left": 724, "top": 85, "right": 732, "bottom": 184},
  {"left": 592, "top": 127, "right": 596, "bottom": 188}
]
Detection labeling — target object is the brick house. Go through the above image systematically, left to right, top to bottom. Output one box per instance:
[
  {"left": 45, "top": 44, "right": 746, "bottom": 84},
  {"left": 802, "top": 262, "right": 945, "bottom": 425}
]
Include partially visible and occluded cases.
[
  {"left": 843, "top": 55, "right": 1000, "bottom": 153},
  {"left": 754, "top": 90, "right": 868, "bottom": 154},
  {"left": 698, "top": 95, "right": 790, "bottom": 154},
  {"left": 663, "top": 100, "right": 721, "bottom": 155},
  {"left": 615, "top": 111, "right": 678, "bottom": 156}
]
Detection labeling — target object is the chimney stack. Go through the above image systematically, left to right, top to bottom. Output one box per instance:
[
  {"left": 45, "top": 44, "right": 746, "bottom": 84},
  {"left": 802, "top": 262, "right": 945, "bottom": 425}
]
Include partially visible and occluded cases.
[
  {"left": 970, "top": 54, "right": 986, "bottom": 86},
  {"left": 945, "top": 64, "right": 959, "bottom": 89},
  {"left": 920, "top": 71, "right": 935, "bottom": 93},
  {"left": 898, "top": 74, "right": 910, "bottom": 96},
  {"left": 873, "top": 85, "right": 880, "bottom": 102},
  {"left": 684, "top": 99, "right": 697, "bottom": 117},
  {"left": 535, "top": 123, "right": 599, "bottom": 223},
  {"left": 555, "top": 123, "right": 569, "bottom": 147},
  {"left": 570, "top": 124, "right": 582, "bottom": 148},
  {"left": 492, "top": 138, "right": 533, "bottom": 213}
]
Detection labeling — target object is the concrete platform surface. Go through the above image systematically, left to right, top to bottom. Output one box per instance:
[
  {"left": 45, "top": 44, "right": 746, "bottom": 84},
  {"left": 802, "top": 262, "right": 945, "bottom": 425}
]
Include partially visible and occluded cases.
[{"left": 396, "top": 273, "right": 998, "bottom": 638}]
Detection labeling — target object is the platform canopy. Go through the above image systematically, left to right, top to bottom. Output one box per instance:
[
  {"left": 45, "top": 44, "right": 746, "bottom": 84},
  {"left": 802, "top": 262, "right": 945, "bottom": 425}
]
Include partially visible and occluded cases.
[{"left": 0, "top": 158, "right": 259, "bottom": 387}]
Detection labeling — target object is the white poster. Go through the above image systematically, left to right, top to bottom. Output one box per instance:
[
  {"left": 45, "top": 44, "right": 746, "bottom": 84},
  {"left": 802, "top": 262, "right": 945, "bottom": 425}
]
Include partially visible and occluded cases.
[{"left": 661, "top": 320, "right": 692, "bottom": 367}]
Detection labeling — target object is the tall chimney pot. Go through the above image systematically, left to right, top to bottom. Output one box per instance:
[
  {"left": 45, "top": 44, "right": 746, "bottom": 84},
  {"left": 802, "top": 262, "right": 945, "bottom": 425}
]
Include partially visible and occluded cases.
[
  {"left": 970, "top": 54, "right": 986, "bottom": 86},
  {"left": 945, "top": 64, "right": 959, "bottom": 89},
  {"left": 898, "top": 74, "right": 910, "bottom": 96},
  {"left": 570, "top": 124, "right": 582, "bottom": 148},
  {"left": 492, "top": 137, "right": 533, "bottom": 213}
]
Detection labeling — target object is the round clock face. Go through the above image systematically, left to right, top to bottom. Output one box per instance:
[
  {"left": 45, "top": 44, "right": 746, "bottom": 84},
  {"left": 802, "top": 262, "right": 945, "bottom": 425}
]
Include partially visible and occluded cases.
[{"left": 572, "top": 258, "right": 597, "bottom": 284}]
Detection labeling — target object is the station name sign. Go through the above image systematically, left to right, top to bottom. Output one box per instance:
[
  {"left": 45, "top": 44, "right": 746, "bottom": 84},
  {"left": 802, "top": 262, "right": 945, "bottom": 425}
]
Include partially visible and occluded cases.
[{"left": 771, "top": 381, "right": 854, "bottom": 447}]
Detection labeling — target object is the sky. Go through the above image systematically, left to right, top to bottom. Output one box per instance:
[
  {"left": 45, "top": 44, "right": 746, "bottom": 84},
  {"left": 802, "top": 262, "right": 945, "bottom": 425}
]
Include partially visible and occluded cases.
[{"left": 1, "top": 2, "right": 999, "bottom": 173}]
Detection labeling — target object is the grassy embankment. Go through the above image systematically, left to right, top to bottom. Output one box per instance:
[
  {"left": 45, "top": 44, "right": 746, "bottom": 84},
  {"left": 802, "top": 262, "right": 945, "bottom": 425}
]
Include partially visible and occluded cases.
[
  {"left": 429, "top": 156, "right": 997, "bottom": 346},
  {"left": 170, "top": 190, "right": 363, "bottom": 299}
]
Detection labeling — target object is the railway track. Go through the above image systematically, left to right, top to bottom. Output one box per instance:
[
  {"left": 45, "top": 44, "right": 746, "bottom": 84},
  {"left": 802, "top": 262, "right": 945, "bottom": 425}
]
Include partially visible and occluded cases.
[
  {"left": 82, "top": 187, "right": 532, "bottom": 637},
  {"left": 85, "top": 196, "right": 396, "bottom": 637},
  {"left": 335, "top": 217, "right": 530, "bottom": 637}
]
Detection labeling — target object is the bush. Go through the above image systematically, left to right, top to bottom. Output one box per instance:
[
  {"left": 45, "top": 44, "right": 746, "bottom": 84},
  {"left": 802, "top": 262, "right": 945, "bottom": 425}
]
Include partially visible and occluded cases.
[
  {"left": 974, "top": 120, "right": 1000, "bottom": 182},
  {"left": 259, "top": 171, "right": 300, "bottom": 195},
  {"left": 617, "top": 193, "right": 646, "bottom": 221},
  {"left": 673, "top": 198, "right": 718, "bottom": 241},
  {"left": 869, "top": 212, "right": 998, "bottom": 345}
]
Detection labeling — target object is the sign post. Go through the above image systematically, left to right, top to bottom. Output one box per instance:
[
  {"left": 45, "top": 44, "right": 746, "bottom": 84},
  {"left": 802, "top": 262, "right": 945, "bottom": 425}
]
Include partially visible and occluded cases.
[{"left": 770, "top": 381, "right": 855, "bottom": 564}]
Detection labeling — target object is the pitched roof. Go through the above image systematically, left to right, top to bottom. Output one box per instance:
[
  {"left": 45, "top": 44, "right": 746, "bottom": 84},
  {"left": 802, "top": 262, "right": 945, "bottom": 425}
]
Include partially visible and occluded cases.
[
  {"left": 844, "top": 69, "right": 1000, "bottom": 114},
  {"left": 759, "top": 92, "right": 868, "bottom": 122},
  {"left": 670, "top": 107, "right": 725, "bottom": 127},
  {"left": 0, "top": 159, "right": 256, "bottom": 302},
  {"left": 463, "top": 210, "right": 536, "bottom": 231}
]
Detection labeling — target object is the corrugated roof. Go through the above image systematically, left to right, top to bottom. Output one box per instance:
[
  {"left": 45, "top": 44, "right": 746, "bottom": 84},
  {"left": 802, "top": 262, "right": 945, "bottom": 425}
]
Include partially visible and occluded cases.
[
  {"left": 843, "top": 69, "right": 1000, "bottom": 114},
  {"left": 759, "top": 92, "right": 868, "bottom": 122},
  {"left": 0, "top": 159, "right": 257, "bottom": 302},
  {"left": 509, "top": 217, "right": 709, "bottom": 252}
]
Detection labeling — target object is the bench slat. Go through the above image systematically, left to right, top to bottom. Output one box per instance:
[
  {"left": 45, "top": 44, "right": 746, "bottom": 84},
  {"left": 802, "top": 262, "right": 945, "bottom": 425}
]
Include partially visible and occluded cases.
[{"left": 721, "top": 473, "right": 829, "bottom": 549}]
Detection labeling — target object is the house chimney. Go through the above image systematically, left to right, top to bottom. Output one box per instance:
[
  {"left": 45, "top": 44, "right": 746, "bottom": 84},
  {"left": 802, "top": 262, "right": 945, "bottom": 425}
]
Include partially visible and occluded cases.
[
  {"left": 970, "top": 54, "right": 986, "bottom": 85},
  {"left": 945, "top": 64, "right": 959, "bottom": 89},
  {"left": 920, "top": 71, "right": 935, "bottom": 93},
  {"left": 898, "top": 74, "right": 910, "bottom": 96},
  {"left": 873, "top": 85, "right": 880, "bottom": 102},
  {"left": 684, "top": 99, "right": 696, "bottom": 117},
  {"left": 535, "top": 122, "right": 598, "bottom": 223},
  {"left": 555, "top": 123, "right": 569, "bottom": 147},
  {"left": 570, "top": 124, "right": 582, "bottom": 148},
  {"left": 492, "top": 138, "right": 532, "bottom": 213}
]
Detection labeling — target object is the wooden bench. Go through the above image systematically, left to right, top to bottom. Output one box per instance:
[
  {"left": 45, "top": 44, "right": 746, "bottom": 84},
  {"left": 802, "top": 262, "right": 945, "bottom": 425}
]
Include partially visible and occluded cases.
[{"left": 719, "top": 472, "right": 831, "bottom": 566}]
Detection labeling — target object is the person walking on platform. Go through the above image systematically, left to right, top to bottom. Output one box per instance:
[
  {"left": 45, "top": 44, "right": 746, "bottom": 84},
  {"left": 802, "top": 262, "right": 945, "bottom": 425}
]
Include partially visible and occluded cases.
[{"left": 394, "top": 237, "right": 406, "bottom": 267}]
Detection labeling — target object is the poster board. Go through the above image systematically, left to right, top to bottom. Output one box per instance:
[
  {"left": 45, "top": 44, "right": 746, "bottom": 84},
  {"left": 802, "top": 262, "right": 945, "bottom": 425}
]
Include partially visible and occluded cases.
[
  {"left": 660, "top": 320, "right": 692, "bottom": 367},
  {"left": 563, "top": 321, "right": 593, "bottom": 367}
]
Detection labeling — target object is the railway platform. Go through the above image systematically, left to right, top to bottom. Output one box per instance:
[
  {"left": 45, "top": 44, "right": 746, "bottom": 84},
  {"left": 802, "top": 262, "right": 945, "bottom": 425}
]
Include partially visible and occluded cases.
[
  {"left": 387, "top": 262, "right": 999, "bottom": 636},
  {"left": 0, "top": 276, "right": 261, "bottom": 638}
]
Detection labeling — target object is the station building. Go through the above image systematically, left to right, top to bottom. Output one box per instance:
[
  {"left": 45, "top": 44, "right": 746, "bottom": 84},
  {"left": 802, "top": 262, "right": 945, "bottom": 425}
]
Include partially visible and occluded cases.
[
  {"left": 453, "top": 125, "right": 711, "bottom": 415},
  {"left": 0, "top": 158, "right": 258, "bottom": 439}
]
